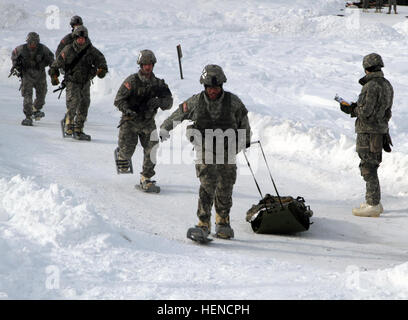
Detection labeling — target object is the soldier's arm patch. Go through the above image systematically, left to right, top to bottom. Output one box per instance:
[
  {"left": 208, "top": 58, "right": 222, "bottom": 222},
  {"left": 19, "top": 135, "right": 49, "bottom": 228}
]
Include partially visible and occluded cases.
[
  {"left": 61, "top": 52, "right": 65, "bottom": 60},
  {"left": 124, "top": 82, "right": 131, "bottom": 90}
]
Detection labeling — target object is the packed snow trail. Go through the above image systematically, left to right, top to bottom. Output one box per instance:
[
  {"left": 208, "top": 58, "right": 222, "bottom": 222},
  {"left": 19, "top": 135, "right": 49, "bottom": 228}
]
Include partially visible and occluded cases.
[{"left": 1, "top": 0, "right": 408, "bottom": 299}]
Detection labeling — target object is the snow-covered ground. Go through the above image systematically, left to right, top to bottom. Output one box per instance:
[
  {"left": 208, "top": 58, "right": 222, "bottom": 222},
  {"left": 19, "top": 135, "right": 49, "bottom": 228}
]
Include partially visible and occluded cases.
[{"left": 1, "top": 0, "right": 408, "bottom": 299}]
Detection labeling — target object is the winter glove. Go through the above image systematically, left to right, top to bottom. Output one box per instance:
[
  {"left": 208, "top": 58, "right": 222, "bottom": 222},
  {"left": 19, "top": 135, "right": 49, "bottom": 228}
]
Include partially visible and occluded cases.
[
  {"left": 48, "top": 67, "right": 60, "bottom": 77},
  {"left": 96, "top": 68, "right": 107, "bottom": 79},
  {"left": 51, "top": 75, "right": 60, "bottom": 86},
  {"left": 146, "top": 97, "right": 161, "bottom": 110},
  {"left": 340, "top": 102, "right": 356, "bottom": 114},
  {"left": 159, "top": 128, "right": 170, "bottom": 142}
]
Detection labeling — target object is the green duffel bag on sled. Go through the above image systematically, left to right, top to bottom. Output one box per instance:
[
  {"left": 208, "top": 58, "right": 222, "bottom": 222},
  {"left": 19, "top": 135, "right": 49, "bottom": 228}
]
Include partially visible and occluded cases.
[
  {"left": 243, "top": 141, "right": 313, "bottom": 234},
  {"left": 246, "top": 194, "right": 313, "bottom": 234}
]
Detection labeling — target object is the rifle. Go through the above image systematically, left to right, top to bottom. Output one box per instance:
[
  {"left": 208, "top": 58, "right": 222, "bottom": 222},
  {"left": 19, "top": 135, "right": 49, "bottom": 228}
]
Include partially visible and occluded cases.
[
  {"left": 53, "top": 44, "right": 92, "bottom": 99},
  {"left": 9, "top": 56, "right": 23, "bottom": 90},
  {"left": 8, "top": 67, "right": 21, "bottom": 78},
  {"left": 53, "top": 79, "right": 66, "bottom": 99}
]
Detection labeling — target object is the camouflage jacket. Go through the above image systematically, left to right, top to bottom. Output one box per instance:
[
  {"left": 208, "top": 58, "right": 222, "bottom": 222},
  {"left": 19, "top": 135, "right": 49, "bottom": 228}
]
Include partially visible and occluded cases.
[
  {"left": 55, "top": 32, "right": 93, "bottom": 59},
  {"left": 55, "top": 33, "right": 74, "bottom": 58},
  {"left": 50, "top": 39, "right": 107, "bottom": 84},
  {"left": 11, "top": 43, "right": 54, "bottom": 78},
  {"left": 114, "top": 70, "right": 173, "bottom": 122},
  {"left": 352, "top": 71, "right": 393, "bottom": 134},
  {"left": 161, "top": 90, "right": 251, "bottom": 158}
]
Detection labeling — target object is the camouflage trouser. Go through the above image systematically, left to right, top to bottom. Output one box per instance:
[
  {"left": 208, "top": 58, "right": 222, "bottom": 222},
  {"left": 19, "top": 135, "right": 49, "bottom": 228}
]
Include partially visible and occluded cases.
[
  {"left": 363, "top": 0, "right": 369, "bottom": 8},
  {"left": 376, "top": 0, "right": 383, "bottom": 9},
  {"left": 388, "top": 0, "right": 397, "bottom": 12},
  {"left": 21, "top": 75, "right": 47, "bottom": 117},
  {"left": 65, "top": 81, "right": 91, "bottom": 130},
  {"left": 118, "top": 119, "right": 159, "bottom": 179},
  {"left": 357, "top": 133, "right": 383, "bottom": 206},
  {"left": 195, "top": 163, "right": 237, "bottom": 223}
]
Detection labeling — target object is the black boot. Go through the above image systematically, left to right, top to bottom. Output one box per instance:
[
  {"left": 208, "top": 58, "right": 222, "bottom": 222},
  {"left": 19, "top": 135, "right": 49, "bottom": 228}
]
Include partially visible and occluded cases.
[
  {"left": 32, "top": 110, "right": 45, "bottom": 120},
  {"left": 21, "top": 117, "right": 33, "bottom": 126},
  {"left": 73, "top": 127, "right": 91, "bottom": 141},
  {"left": 73, "top": 131, "right": 91, "bottom": 141}
]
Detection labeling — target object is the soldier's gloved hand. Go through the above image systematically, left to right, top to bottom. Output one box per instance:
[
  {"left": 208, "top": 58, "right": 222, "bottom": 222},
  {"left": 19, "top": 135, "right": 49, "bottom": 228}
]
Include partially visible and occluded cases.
[
  {"left": 48, "top": 67, "right": 60, "bottom": 77},
  {"left": 96, "top": 68, "right": 107, "bottom": 79},
  {"left": 51, "top": 75, "right": 60, "bottom": 86},
  {"left": 147, "top": 97, "right": 161, "bottom": 110},
  {"left": 340, "top": 102, "right": 357, "bottom": 114},
  {"left": 159, "top": 128, "right": 170, "bottom": 142},
  {"left": 246, "top": 141, "right": 251, "bottom": 149}
]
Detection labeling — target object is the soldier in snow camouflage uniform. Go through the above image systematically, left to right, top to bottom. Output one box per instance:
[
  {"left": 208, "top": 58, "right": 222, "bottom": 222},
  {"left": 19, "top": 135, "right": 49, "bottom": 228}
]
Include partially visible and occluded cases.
[
  {"left": 55, "top": 16, "right": 85, "bottom": 59},
  {"left": 49, "top": 26, "right": 108, "bottom": 140},
  {"left": 11, "top": 32, "right": 54, "bottom": 126},
  {"left": 114, "top": 50, "right": 173, "bottom": 192},
  {"left": 339, "top": 53, "right": 393, "bottom": 217},
  {"left": 160, "top": 65, "right": 251, "bottom": 239}
]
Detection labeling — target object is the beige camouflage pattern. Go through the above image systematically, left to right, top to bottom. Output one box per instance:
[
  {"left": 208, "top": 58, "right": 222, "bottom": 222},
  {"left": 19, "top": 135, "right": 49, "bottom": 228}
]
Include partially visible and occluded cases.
[
  {"left": 55, "top": 33, "right": 74, "bottom": 59},
  {"left": 50, "top": 38, "right": 107, "bottom": 131},
  {"left": 11, "top": 43, "right": 54, "bottom": 117},
  {"left": 350, "top": 64, "right": 393, "bottom": 206},
  {"left": 115, "top": 70, "right": 173, "bottom": 178},
  {"left": 352, "top": 71, "right": 393, "bottom": 134},
  {"left": 65, "top": 81, "right": 91, "bottom": 129},
  {"left": 160, "top": 89, "right": 251, "bottom": 223},
  {"left": 118, "top": 119, "right": 159, "bottom": 178},
  {"left": 356, "top": 133, "right": 382, "bottom": 205},
  {"left": 196, "top": 163, "right": 237, "bottom": 222}
]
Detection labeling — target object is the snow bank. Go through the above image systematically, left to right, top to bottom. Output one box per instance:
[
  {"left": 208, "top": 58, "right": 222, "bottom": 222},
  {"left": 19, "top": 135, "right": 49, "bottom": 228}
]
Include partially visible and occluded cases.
[
  {"left": 1, "top": 0, "right": 408, "bottom": 299},
  {"left": 248, "top": 112, "right": 408, "bottom": 198},
  {"left": 0, "top": 175, "right": 114, "bottom": 246},
  {"left": 1, "top": 175, "right": 407, "bottom": 299},
  {"left": 349, "top": 263, "right": 408, "bottom": 299}
]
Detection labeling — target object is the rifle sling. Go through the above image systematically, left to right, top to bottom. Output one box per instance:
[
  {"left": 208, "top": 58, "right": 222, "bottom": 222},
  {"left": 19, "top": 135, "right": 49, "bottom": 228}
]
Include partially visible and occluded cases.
[{"left": 65, "top": 44, "right": 92, "bottom": 76}]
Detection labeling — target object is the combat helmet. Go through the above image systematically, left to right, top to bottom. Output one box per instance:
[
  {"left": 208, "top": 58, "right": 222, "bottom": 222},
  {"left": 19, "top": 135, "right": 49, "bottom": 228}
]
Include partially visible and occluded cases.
[
  {"left": 70, "top": 15, "right": 83, "bottom": 28},
  {"left": 72, "top": 25, "right": 88, "bottom": 38},
  {"left": 26, "top": 32, "right": 40, "bottom": 44},
  {"left": 137, "top": 50, "right": 157, "bottom": 65},
  {"left": 363, "top": 53, "right": 384, "bottom": 70},
  {"left": 199, "top": 64, "right": 227, "bottom": 86}
]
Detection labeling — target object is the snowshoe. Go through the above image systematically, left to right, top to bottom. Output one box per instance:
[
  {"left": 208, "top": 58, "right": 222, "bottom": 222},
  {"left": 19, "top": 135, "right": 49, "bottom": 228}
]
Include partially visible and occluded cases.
[
  {"left": 32, "top": 110, "right": 45, "bottom": 121},
  {"left": 21, "top": 118, "right": 33, "bottom": 126},
  {"left": 60, "top": 118, "right": 73, "bottom": 138},
  {"left": 73, "top": 130, "right": 91, "bottom": 141},
  {"left": 114, "top": 147, "right": 133, "bottom": 174},
  {"left": 136, "top": 176, "right": 160, "bottom": 193},
  {"left": 187, "top": 226, "right": 213, "bottom": 244}
]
